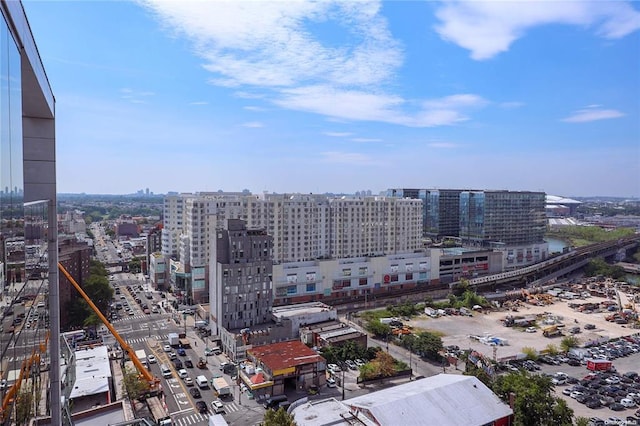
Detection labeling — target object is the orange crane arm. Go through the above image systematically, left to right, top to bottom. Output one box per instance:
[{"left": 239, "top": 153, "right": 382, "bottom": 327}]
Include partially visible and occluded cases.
[
  {"left": 57, "top": 263, "right": 160, "bottom": 391},
  {"left": 1, "top": 328, "right": 50, "bottom": 421}
]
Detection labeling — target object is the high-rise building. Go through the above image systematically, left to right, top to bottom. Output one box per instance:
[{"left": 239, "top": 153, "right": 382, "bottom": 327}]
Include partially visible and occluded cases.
[
  {"left": 0, "top": 1, "right": 58, "bottom": 422},
  {"left": 459, "top": 190, "right": 546, "bottom": 247},
  {"left": 158, "top": 192, "right": 422, "bottom": 301},
  {"left": 209, "top": 219, "right": 273, "bottom": 335}
]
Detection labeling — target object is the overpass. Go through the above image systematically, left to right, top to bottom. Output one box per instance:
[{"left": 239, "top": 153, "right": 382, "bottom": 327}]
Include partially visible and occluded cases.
[{"left": 468, "top": 235, "right": 640, "bottom": 291}]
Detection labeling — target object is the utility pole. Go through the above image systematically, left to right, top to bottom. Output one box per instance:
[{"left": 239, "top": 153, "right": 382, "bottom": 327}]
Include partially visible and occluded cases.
[
  {"left": 409, "top": 349, "right": 413, "bottom": 380},
  {"left": 341, "top": 368, "right": 345, "bottom": 401}
]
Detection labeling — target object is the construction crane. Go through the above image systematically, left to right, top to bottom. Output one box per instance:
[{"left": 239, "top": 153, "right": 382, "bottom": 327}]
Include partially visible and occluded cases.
[
  {"left": 57, "top": 262, "right": 161, "bottom": 394},
  {"left": 0, "top": 333, "right": 49, "bottom": 422}
]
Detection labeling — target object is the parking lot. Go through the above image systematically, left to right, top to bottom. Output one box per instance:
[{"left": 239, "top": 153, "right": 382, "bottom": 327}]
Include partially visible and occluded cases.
[{"left": 405, "top": 294, "right": 640, "bottom": 424}]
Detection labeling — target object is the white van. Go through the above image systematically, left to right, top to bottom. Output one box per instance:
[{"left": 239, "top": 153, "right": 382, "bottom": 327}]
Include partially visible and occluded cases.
[
  {"left": 160, "top": 364, "right": 172, "bottom": 379},
  {"left": 196, "top": 375, "right": 209, "bottom": 389}
]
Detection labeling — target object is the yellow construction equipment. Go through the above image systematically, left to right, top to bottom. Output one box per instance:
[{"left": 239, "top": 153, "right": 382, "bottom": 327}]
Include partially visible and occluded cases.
[
  {"left": 57, "top": 262, "right": 161, "bottom": 393},
  {"left": 0, "top": 333, "right": 49, "bottom": 422}
]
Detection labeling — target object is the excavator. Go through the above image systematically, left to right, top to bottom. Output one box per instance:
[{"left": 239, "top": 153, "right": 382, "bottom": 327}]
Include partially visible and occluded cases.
[{"left": 57, "top": 263, "right": 161, "bottom": 394}]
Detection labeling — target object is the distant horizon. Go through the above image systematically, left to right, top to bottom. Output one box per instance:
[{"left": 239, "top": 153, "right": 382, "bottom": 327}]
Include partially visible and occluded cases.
[{"left": 56, "top": 190, "right": 639, "bottom": 201}]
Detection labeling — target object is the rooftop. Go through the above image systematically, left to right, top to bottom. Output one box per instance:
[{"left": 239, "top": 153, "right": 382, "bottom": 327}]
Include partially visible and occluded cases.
[
  {"left": 271, "top": 302, "right": 334, "bottom": 319},
  {"left": 249, "top": 340, "right": 325, "bottom": 373},
  {"left": 345, "top": 374, "right": 512, "bottom": 426}
]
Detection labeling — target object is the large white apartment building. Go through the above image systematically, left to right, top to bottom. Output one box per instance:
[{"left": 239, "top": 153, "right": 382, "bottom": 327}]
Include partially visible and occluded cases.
[{"left": 159, "top": 192, "right": 423, "bottom": 300}]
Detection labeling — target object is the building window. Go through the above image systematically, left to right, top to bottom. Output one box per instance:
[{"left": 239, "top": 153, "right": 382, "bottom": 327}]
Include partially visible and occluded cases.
[
  {"left": 405, "top": 273, "right": 413, "bottom": 281},
  {"left": 390, "top": 274, "right": 398, "bottom": 282},
  {"left": 359, "top": 278, "right": 367, "bottom": 286},
  {"left": 306, "top": 283, "right": 316, "bottom": 292},
  {"left": 287, "top": 285, "right": 297, "bottom": 295}
]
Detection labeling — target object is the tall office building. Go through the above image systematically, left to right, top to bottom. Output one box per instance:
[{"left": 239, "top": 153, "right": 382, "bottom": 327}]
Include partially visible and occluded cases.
[
  {"left": 0, "top": 1, "right": 58, "bottom": 422},
  {"left": 420, "top": 189, "right": 464, "bottom": 238},
  {"left": 459, "top": 190, "right": 546, "bottom": 247}
]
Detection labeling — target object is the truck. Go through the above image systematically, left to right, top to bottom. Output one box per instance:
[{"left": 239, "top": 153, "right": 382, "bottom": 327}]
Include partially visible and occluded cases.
[
  {"left": 542, "top": 325, "right": 562, "bottom": 338},
  {"left": 168, "top": 333, "right": 180, "bottom": 346},
  {"left": 179, "top": 338, "right": 190, "bottom": 348},
  {"left": 135, "top": 349, "right": 147, "bottom": 366},
  {"left": 586, "top": 359, "right": 613, "bottom": 372},
  {"left": 212, "top": 377, "right": 231, "bottom": 397},
  {"left": 146, "top": 396, "right": 172, "bottom": 425}
]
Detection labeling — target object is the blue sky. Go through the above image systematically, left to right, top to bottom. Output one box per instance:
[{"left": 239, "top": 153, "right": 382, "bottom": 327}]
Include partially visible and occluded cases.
[{"left": 23, "top": 0, "right": 640, "bottom": 197}]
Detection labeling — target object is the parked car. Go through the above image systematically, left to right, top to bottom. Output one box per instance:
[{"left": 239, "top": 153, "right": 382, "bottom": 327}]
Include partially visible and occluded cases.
[
  {"left": 148, "top": 354, "right": 157, "bottom": 364},
  {"left": 345, "top": 360, "right": 357, "bottom": 370},
  {"left": 327, "top": 378, "right": 336, "bottom": 388},
  {"left": 621, "top": 398, "right": 637, "bottom": 408}
]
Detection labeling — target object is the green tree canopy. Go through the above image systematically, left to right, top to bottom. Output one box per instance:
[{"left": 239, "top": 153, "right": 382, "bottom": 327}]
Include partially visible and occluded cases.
[
  {"left": 366, "top": 320, "right": 392, "bottom": 339},
  {"left": 560, "top": 336, "right": 580, "bottom": 353},
  {"left": 121, "top": 367, "right": 151, "bottom": 401},
  {"left": 492, "top": 370, "right": 573, "bottom": 426},
  {"left": 263, "top": 407, "right": 297, "bottom": 426}
]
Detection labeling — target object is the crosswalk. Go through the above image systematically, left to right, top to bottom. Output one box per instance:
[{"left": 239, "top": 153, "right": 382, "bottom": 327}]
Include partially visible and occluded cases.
[
  {"left": 125, "top": 335, "right": 169, "bottom": 344},
  {"left": 171, "top": 402, "right": 242, "bottom": 426},
  {"left": 172, "top": 412, "right": 207, "bottom": 425}
]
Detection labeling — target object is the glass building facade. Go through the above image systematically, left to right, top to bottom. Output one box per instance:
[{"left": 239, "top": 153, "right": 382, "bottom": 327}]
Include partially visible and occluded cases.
[{"left": 1, "top": 1, "right": 56, "bottom": 423}]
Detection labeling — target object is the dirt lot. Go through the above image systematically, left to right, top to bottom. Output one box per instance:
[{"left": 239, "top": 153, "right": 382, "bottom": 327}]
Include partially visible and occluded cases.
[
  {"left": 407, "top": 293, "right": 640, "bottom": 420},
  {"left": 408, "top": 294, "right": 637, "bottom": 361}
]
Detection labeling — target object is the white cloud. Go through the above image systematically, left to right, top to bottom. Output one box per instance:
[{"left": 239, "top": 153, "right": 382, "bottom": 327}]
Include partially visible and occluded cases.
[
  {"left": 140, "top": 0, "right": 490, "bottom": 128},
  {"left": 141, "top": 1, "right": 402, "bottom": 88},
  {"left": 435, "top": 1, "right": 640, "bottom": 60},
  {"left": 275, "top": 86, "right": 486, "bottom": 127},
  {"left": 119, "top": 87, "right": 155, "bottom": 103},
  {"left": 189, "top": 101, "right": 208, "bottom": 106},
  {"left": 499, "top": 101, "right": 524, "bottom": 109},
  {"left": 244, "top": 106, "right": 266, "bottom": 112},
  {"left": 561, "top": 107, "right": 625, "bottom": 123},
  {"left": 242, "top": 121, "right": 264, "bottom": 128},
  {"left": 324, "top": 132, "right": 353, "bottom": 137},
  {"left": 351, "top": 138, "right": 383, "bottom": 143},
  {"left": 428, "top": 142, "right": 459, "bottom": 149},
  {"left": 321, "top": 151, "right": 379, "bottom": 166}
]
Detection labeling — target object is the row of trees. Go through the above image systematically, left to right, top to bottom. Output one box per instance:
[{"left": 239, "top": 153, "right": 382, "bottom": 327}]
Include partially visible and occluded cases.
[{"left": 583, "top": 258, "right": 626, "bottom": 279}]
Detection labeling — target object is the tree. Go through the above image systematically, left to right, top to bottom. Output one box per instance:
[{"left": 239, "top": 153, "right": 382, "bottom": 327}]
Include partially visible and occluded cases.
[
  {"left": 64, "top": 259, "right": 113, "bottom": 330},
  {"left": 366, "top": 320, "right": 392, "bottom": 339},
  {"left": 414, "top": 331, "right": 443, "bottom": 361},
  {"left": 560, "top": 336, "right": 579, "bottom": 353},
  {"left": 545, "top": 344, "right": 559, "bottom": 356},
  {"left": 521, "top": 347, "right": 538, "bottom": 361},
  {"left": 372, "top": 351, "right": 397, "bottom": 377},
  {"left": 122, "top": 367, "right": 150, "bottom": 401},
  {"left": 492, "top": 370, "right": 573, "bottom": 426},
  {"left": 15, "top": 385, "right": 34, "bottom": 424},
  {"left": 263, "top": 407, "right": 297, "bottom": 426}
]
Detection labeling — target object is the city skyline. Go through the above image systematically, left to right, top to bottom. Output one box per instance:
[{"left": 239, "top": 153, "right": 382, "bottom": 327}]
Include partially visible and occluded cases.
[{"left": 25, "top": 1, "right": 640, "bottom": 198}]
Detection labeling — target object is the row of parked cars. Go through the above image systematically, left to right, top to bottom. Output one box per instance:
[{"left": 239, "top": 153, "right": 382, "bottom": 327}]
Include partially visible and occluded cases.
[
  {"left": 327, "top": 358, "right": 367, "bottom": 375},
  {"left": 556, "top": 369, "right": 640, "bottom": 424}
]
